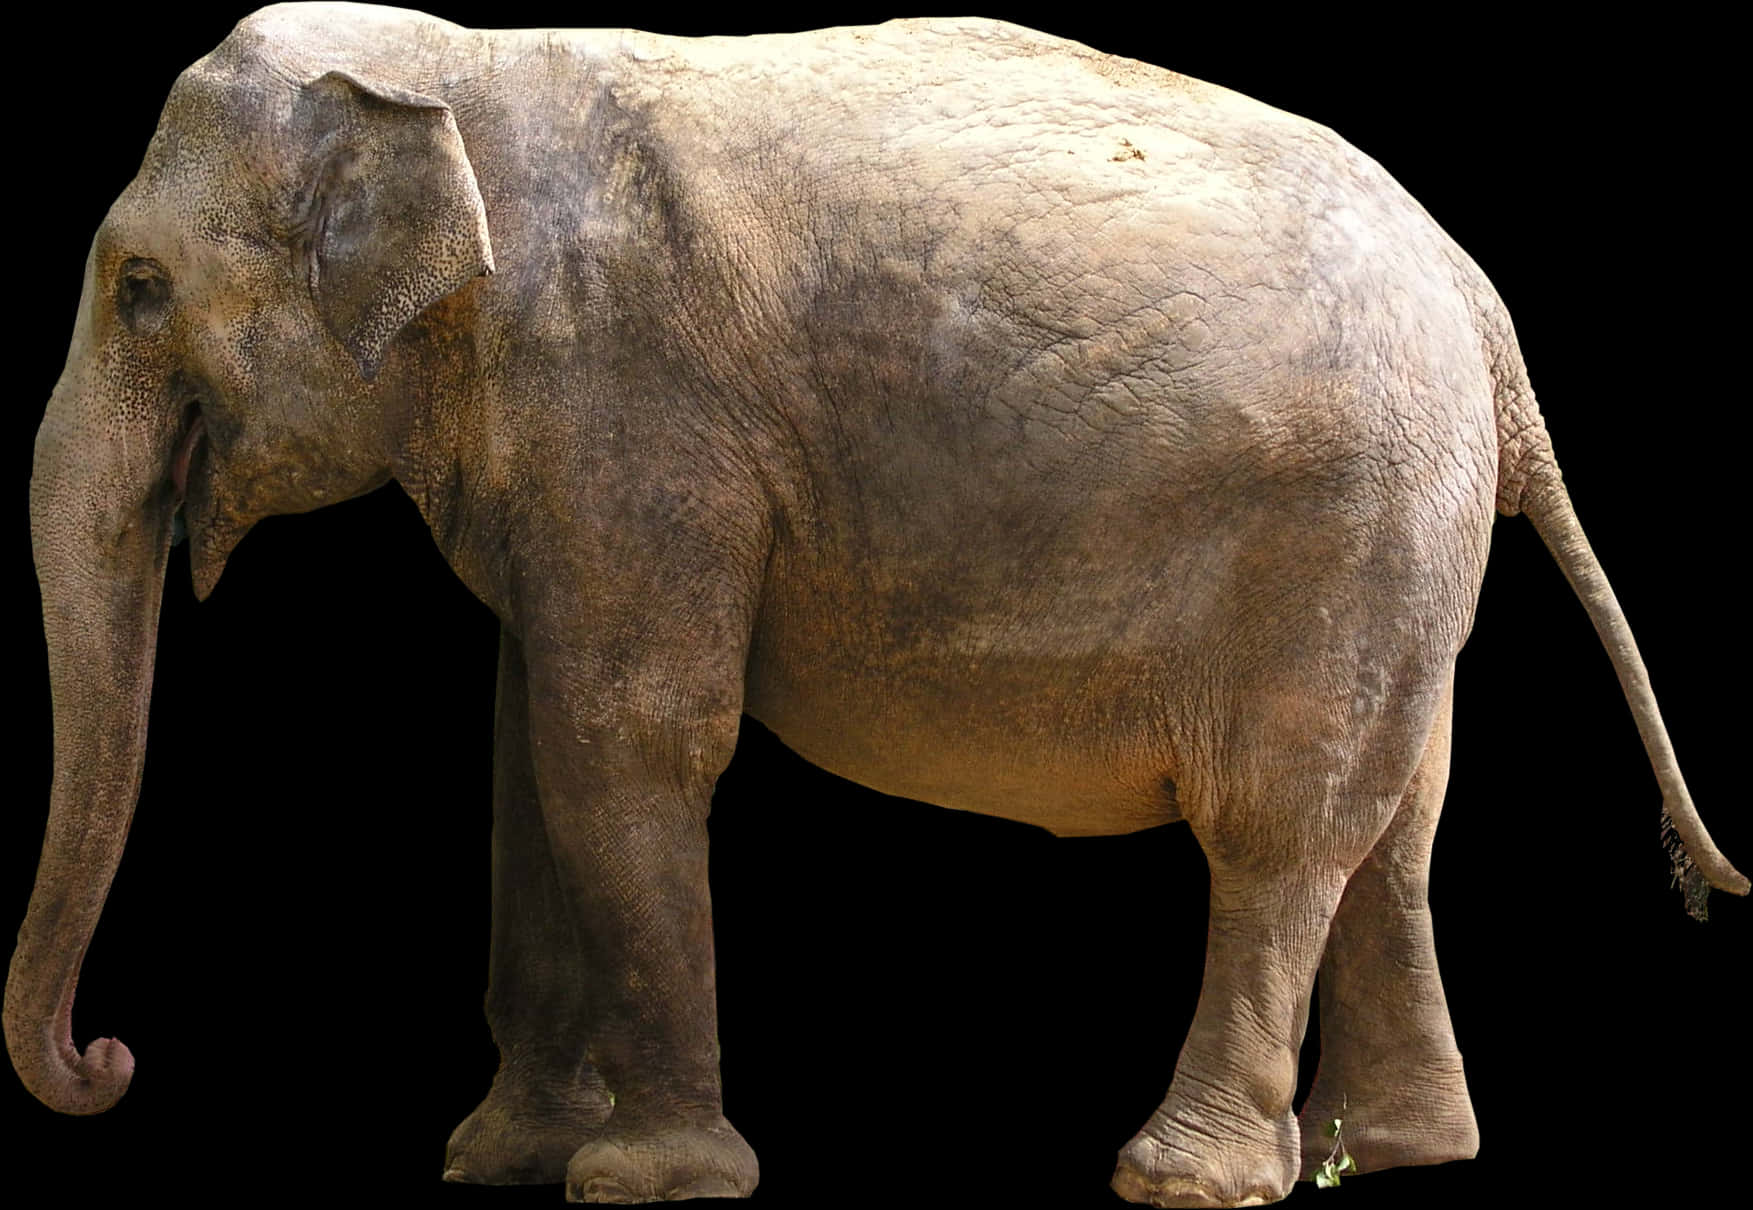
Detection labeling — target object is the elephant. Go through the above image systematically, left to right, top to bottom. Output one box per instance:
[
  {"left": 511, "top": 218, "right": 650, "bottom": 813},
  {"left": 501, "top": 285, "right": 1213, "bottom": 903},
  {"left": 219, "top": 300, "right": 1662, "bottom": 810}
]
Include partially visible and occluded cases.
[{"left": 8, "top": 4, "right": 1747, "bottom": 1206}]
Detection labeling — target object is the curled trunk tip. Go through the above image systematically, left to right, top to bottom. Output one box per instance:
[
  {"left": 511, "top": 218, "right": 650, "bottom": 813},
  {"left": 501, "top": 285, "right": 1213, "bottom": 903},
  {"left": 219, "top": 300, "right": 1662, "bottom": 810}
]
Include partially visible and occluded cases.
[{"left": 3, "top": 965, "right": 135, "bottom": 1114}]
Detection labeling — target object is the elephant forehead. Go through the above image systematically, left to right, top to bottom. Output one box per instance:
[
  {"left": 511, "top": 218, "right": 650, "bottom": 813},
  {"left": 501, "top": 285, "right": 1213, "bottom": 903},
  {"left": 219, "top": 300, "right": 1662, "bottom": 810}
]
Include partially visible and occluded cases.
[{"left": 119, "top": 73, "right": 291, "bottom": 249}]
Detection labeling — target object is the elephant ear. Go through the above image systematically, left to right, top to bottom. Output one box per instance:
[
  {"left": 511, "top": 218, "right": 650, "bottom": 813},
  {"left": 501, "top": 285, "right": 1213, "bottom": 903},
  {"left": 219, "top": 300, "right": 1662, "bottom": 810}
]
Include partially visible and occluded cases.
[{"left": 297, "top": 70, "right": 495, "bottom": 380}]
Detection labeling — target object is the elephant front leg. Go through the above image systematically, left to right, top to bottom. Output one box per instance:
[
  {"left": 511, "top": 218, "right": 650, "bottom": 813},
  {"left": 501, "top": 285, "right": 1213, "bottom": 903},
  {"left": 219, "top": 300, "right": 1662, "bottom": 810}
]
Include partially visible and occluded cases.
[
  {"left": 445, "top": 628, "right": 615, "bottom": 1185},
  {"left": 525, "top": 631, "right": 758, "bottom": 1203},
  {"left": 1297, "top": 679, "right": 1479, "bottom": 1179}
]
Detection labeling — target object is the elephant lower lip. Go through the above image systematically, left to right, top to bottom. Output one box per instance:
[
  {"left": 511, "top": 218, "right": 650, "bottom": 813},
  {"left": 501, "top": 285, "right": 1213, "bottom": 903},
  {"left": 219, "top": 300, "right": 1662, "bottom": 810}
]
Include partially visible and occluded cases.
[{"left": 171, "top": 414, "right": 205, "bottom": 497}]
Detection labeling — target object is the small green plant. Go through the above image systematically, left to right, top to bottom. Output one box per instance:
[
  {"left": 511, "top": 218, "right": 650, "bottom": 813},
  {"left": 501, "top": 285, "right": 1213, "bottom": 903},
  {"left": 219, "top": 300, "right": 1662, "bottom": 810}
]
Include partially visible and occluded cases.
[{"left": 1313, "top": 1098, "right": 1356, "bottom": 1189}]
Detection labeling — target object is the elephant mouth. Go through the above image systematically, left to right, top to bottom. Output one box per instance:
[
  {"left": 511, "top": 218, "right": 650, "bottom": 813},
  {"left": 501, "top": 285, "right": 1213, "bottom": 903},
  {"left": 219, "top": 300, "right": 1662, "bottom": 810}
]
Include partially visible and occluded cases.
[
  {"left": 169, "top": 410, "right": 205, "bottom": 545},
  {"left": 171, "top": 411, "right": 206, "bottom": 498}
]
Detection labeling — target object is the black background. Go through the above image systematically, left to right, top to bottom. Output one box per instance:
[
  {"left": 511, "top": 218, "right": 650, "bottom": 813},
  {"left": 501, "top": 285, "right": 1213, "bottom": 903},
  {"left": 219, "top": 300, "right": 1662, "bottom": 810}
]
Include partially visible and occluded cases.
[{"left": 6, "top": 6, "right": 1746, "bottom": 1207}]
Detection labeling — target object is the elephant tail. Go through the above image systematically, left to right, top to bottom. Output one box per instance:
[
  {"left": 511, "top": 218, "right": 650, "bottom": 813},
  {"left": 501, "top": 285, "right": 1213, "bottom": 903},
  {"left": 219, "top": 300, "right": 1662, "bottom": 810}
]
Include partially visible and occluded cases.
[{"left": 1485, "top": 301, "right": 1748, "bottom": 919}]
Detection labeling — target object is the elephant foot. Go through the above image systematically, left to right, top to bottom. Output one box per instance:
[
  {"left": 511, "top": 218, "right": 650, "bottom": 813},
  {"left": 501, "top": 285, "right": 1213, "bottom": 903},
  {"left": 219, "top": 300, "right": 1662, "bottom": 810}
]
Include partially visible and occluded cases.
[
  {"left": 444, "top": 1071, "right": 615, "bottom": 1186},
  {"left": 1297, "top": 1075, "right": 1479, "bottom": 1179},
  {"left": 1112, "top": 1105, "right": 1298, "bottom": 1208},
  {"left": 565, "top": 1115, "right": 758, "bottom": 1203}
]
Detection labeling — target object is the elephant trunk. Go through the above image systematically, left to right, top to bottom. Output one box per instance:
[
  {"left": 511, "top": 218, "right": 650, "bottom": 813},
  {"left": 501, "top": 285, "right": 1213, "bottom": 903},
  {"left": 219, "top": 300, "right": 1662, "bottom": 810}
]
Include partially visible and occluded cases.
[{"left": 5, "top": 381, "right": 178, "bottom": 1114}]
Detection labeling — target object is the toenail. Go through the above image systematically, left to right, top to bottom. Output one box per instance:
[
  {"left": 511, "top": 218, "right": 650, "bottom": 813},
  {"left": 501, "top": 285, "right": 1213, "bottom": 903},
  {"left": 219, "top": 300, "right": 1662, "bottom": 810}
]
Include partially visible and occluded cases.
[{"left": 578, "top": 1177, "right": 635, "bottom": 1203}]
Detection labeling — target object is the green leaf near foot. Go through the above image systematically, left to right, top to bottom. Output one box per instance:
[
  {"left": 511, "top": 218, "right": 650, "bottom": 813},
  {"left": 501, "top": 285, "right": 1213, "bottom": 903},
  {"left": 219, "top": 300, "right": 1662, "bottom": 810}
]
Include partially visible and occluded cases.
[{"left": 1313, "top": 1101, "right": 1355, "bottom": 1189}]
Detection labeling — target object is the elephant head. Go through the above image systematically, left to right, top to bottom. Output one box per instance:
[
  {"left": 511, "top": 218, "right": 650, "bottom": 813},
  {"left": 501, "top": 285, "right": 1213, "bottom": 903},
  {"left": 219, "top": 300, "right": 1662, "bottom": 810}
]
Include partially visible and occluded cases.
[{"left": 7, "top": 26, "right": 494, "bottom": 1114}]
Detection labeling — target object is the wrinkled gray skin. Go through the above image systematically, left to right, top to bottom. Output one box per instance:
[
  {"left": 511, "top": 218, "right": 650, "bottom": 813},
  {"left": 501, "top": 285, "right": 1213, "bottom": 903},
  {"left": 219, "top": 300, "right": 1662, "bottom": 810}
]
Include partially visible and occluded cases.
[{"left": 9, "top": 5, "right": 1747, "bottom": 1206}]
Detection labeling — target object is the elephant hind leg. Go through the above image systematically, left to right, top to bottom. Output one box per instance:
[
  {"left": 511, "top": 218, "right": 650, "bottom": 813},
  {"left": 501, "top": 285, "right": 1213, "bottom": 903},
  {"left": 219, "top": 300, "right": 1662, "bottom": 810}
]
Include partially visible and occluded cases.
[
  {"left": 445, "top": 627, "right": 614, "bottom": 1186},
  {"left": 1111, "top": 632, "right": 1472, "bottom": 1208},
  {"left": 1296, "top": 673, "right": 1479, "bottom": 1179},
  {"left": 1112, "top": 683, "right": 1444, "bottom": 1207},
  {"left": 1112, "top": 862, "right": 1344, "bottom": 1208}
]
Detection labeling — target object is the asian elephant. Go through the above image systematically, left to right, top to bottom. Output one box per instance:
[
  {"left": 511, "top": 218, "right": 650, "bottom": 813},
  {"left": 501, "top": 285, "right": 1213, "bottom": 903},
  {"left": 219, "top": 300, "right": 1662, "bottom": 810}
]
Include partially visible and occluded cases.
[{"left": 8, "top": 4, "right": 1746, "bottom": 1206}]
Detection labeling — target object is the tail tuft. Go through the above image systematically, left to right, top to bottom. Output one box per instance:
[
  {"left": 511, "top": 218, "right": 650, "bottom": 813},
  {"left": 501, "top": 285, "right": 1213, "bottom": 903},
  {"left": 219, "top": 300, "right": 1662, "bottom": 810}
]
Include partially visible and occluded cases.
[{"left": 1662, "top": 809, "right": 1715, "bottom": 923}]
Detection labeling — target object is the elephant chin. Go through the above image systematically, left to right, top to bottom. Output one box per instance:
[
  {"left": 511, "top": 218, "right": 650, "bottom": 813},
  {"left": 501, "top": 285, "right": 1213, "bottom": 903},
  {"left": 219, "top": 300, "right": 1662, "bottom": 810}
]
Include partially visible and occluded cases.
[
  {"left": 182, "top": 461, "right": 247, "bottom": 602},
  {"left": 190, "top": 527, "right": 233, "bottom": 602}
]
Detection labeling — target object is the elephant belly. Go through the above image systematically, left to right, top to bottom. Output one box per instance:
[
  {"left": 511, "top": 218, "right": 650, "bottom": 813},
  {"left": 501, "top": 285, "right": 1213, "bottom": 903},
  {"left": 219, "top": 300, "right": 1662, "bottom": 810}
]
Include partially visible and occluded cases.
[
  {"left": 740, "top": 535, "right": 1209, "bottom": 837},
  {"left": 741, "top": 649, "right": 1185, "bottom": 837}
]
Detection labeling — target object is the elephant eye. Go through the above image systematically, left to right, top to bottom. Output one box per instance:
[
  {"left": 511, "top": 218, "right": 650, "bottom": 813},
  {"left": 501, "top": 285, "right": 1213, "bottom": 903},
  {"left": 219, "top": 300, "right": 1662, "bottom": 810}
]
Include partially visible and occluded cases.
[{"left": 116, "top": 258, "right": 171, "bottom": 335}]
